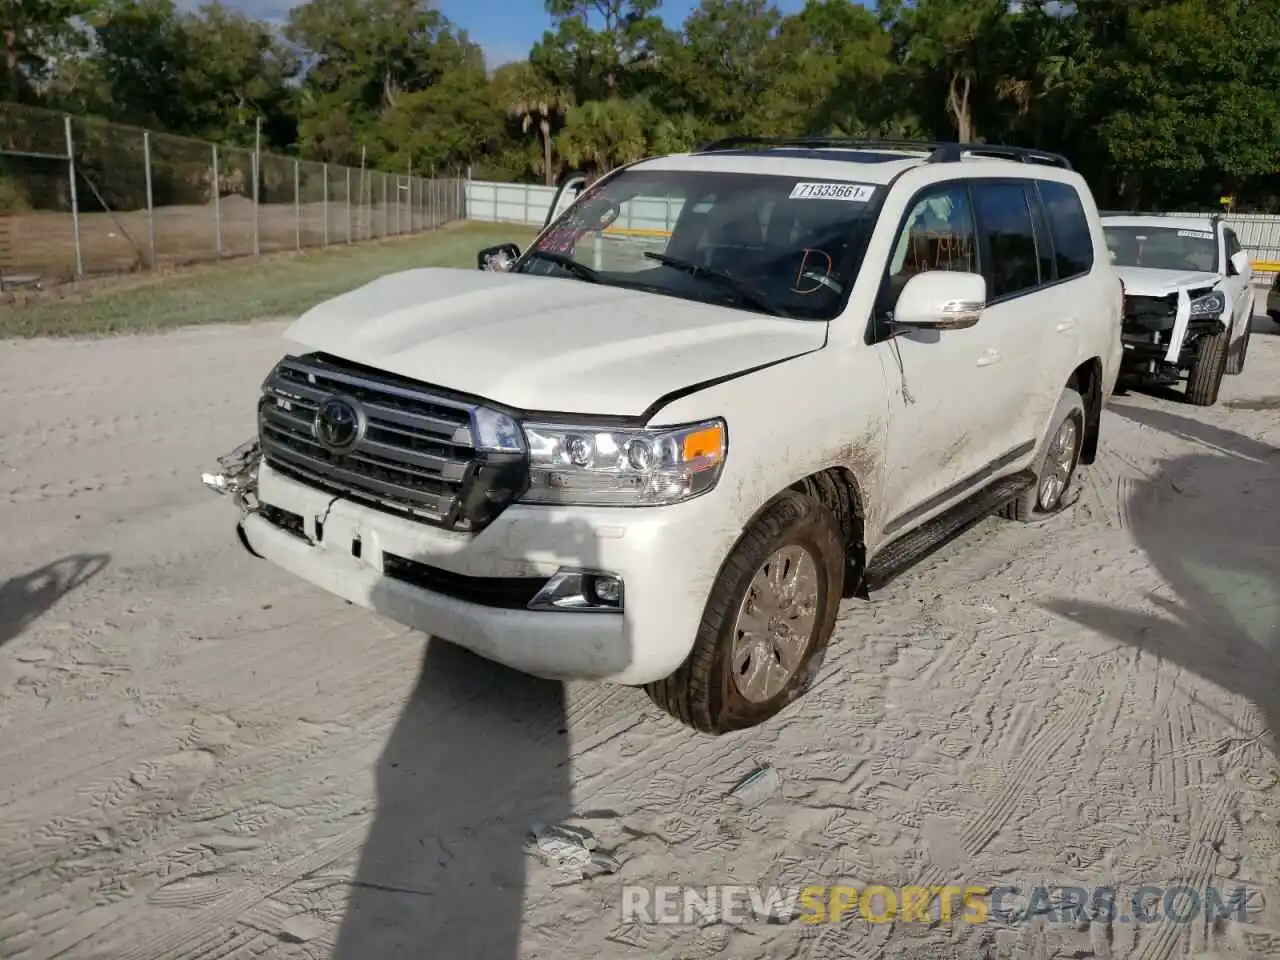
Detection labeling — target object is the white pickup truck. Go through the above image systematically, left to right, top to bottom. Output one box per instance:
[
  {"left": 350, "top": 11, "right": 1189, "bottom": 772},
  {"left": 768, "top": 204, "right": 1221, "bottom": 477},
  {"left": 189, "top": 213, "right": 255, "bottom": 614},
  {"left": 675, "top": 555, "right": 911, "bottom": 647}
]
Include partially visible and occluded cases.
[{"left": 206, "top": 138, "right": 1123, "bottom": 735}]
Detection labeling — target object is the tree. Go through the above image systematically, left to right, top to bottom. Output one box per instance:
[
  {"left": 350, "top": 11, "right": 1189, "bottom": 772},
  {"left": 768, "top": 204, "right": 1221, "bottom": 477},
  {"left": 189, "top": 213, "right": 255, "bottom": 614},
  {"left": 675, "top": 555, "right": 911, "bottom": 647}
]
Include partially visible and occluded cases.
[
  {"left": 1, "top": 0, "right": 99, "bottom": 104},
  {"left": 8, "top": 0, "right": 1280, "bottom": 210},
  {"left": 494, "top": 62, "right": 573, "bottom": 185}
]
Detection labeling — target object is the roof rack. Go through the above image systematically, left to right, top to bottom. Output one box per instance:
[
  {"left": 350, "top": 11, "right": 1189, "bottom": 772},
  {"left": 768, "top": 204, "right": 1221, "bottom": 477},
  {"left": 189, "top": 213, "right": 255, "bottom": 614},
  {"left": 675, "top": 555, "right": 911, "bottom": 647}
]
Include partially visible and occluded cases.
[{"left": 693, "top": 136, "right": 1073, "bottom": 170}]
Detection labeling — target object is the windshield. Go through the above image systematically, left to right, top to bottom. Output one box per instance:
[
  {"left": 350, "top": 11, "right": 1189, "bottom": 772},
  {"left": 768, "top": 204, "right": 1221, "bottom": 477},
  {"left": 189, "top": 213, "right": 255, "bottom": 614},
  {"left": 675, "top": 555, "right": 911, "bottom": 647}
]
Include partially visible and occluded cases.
[
  {"left": 519, "top": 168, "right": 883, "bottom": 320},
  {"left": 1103, "top": 225, "right": 1219, "bottom": 273}
]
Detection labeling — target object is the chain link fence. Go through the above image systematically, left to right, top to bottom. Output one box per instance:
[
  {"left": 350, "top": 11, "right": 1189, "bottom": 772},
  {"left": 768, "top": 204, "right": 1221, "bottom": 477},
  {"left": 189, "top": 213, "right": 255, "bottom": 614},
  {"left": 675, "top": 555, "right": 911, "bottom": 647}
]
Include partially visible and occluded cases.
[{"left": 0, "top": 102, "right": 467, "bottom": 289}]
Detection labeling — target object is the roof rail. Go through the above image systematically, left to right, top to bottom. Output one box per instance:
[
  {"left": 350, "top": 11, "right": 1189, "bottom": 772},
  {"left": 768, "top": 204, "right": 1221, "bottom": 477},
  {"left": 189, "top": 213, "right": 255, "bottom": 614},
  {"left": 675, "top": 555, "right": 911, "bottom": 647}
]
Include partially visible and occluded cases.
[{"left": 693, "top": 136, "right": 1073, "bottom": 170}]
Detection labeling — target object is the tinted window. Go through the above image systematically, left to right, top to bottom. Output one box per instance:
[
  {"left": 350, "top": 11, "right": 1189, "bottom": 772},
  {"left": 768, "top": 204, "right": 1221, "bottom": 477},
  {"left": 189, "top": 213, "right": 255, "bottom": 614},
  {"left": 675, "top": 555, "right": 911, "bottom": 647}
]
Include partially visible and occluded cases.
[
  {"left": 1038, "top": 181, "right": 1094, "bottom": 279},
  {"left": 973, "top": 182, "right": 1040, "bottom": 299},
  {"left": 1027, "top": 187, "right": 1056, "bottom": 283}
]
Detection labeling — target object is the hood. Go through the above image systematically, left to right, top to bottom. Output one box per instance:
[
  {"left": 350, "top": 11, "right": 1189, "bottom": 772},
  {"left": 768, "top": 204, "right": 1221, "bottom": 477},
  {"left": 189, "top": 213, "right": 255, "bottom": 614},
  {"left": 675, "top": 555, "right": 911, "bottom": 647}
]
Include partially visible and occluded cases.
[
  {"left": 1114, "top": 266, "right": 1220, "bottom": 297},
  {"left": 282, "top": 267, "right": 826, "bottom": 418}
]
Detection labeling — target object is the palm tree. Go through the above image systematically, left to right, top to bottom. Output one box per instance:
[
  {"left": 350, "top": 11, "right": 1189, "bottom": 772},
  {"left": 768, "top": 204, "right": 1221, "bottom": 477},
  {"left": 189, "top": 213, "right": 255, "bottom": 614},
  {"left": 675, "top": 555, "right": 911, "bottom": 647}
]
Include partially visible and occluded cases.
[
  {"left": 501, "top": 64, "right": 573, "bottom": 186},
  {"left": 558, "top": 99, "right": 647, "bottom": 180}
]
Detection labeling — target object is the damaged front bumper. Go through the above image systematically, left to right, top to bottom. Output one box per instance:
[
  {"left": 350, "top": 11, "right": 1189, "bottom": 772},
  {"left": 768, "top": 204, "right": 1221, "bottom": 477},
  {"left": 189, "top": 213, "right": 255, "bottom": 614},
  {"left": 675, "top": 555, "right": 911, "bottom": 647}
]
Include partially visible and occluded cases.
[
  {"left": 1119, "top": 290, "right": 1226, "bottom": 382},
  {"left": 202, "top": 437, "right": 263, "bottom": 554}
]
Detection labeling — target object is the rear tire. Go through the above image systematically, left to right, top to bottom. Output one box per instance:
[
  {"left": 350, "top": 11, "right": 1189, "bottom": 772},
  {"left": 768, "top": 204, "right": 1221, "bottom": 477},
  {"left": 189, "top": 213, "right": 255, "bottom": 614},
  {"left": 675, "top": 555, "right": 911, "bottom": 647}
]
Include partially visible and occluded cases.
[
  {"left": 1270, "top": 310, "right": 1280, "bottom": 327},
  {"left": 1226, "top": 323, "right": 1250, "bottom": 375},
  {"left": 1186, "top": 327, "right": 1230, "bottom": 406},
  {"left": 1000, "top": 387, "right": 1085, "bottom": 522},
  {"left": 645, "top": 491, "right": 844, "bottom": 735}
]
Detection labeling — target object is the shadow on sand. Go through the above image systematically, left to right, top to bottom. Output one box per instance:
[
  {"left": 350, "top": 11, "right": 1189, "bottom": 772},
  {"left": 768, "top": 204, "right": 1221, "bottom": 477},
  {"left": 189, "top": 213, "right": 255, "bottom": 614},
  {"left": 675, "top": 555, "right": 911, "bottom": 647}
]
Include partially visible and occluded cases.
[
  {"left": 1043, "top": 402, "right": 1280, "bottom": 759},
  {"left": 330, "top": 514, "right": 624, "bottom": 958},
  {"left": 0, "top": 553, "right": 110, "bottom": 648}
]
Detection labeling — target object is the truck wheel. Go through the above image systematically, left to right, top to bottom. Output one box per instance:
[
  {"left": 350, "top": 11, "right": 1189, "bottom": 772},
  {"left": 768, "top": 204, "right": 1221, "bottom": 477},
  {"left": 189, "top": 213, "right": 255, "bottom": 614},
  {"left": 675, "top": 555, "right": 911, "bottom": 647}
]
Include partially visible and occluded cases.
[
  {"left": 1225, "top": 323, "right": 1250, "bottom": 375},
  {"left": 1186, "top": 327, "right": 1230, "bottom": 406},
  {"left": 1000, "top": 387, "right": 1084, "bottom": 522},
  {"left": 645, "top": 491, "right": 844, "bottom": 735}
]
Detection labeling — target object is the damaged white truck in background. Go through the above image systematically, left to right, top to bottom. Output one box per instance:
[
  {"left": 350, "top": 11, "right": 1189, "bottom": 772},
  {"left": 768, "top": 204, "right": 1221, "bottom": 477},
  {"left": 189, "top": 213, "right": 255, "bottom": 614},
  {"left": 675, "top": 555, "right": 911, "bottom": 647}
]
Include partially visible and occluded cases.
[
  {"left": 204, "top": 137, "right": 1123, "bottom": 735},
  {"left": 1101, "top": 213, "right": 1255, "bottom": 407}
]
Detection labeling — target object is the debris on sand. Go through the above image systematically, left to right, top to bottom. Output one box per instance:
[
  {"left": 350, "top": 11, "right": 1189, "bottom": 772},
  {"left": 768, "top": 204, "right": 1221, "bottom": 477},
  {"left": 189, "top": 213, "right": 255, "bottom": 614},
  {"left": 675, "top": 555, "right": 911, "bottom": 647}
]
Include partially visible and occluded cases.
[
  {"left": 726, "top": 764, "right": 781, "bottom": 809},
  {"left": 526, "top": 823, "right": 621, "bottom": 884}
]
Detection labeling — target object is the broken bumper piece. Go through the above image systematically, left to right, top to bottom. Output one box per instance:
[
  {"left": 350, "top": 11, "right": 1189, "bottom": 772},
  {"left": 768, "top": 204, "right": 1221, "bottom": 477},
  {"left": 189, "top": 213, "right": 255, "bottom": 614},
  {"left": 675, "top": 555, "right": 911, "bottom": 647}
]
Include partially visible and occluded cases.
[{"left": 202, "top": 437, "right": 261, "bottom": 511}]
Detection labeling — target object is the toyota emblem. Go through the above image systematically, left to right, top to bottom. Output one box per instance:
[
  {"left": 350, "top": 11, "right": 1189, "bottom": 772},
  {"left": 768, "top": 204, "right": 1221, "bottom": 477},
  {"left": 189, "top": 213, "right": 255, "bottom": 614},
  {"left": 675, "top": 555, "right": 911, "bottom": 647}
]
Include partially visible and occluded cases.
[{"left": 314, "top": 396, "right": 365, "bottom": 453}]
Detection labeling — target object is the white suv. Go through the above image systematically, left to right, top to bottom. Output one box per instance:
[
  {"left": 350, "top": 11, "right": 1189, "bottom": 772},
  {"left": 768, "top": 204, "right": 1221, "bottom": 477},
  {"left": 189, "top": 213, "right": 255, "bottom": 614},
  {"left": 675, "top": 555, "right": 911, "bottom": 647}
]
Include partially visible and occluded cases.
[
  {"left": 205, "top": 138, "right": 1123, "bottom": 735},
  {"left": 1101, "top": 213, "right": 1255, "bottom": 406}
]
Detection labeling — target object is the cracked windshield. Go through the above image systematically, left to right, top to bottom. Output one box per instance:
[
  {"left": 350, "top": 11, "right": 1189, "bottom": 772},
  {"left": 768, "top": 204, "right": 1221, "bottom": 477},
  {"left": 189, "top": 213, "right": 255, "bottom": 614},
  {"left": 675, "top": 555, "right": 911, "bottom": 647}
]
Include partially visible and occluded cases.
[{"left": 521, "top": 170, "right": 882, "bottom": 320}]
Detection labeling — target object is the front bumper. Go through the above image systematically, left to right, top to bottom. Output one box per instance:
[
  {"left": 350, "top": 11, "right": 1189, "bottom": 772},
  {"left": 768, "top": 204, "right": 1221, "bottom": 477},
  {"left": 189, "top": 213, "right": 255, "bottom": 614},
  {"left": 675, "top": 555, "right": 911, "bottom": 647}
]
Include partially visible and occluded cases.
[
  {"left": 1120, "top": 310, "right": 1225, "bottom": 377},
  {"left": 239, "top": 461, "right": 735, "bottom": 686}
]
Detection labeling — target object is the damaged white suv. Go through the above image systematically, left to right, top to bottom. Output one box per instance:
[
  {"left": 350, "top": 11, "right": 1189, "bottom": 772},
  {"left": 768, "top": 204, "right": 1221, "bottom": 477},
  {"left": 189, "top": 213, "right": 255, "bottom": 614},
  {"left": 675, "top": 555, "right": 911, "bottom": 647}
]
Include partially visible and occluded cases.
[
  {"left": 206, "top": 138, "right": 1123, "bottom": 735},
  {"left": 1102, "top": 214, "right": 1255, "bottom": 406}
]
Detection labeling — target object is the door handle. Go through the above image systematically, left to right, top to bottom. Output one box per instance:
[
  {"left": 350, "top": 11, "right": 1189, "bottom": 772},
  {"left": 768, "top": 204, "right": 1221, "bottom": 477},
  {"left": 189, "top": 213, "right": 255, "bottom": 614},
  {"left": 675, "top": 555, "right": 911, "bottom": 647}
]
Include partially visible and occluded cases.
[
  {"left": 1056, "top": 318, "right": 1076, "bottom": 332},
  {"left": 976, "top": 348, "right": 1000, "bottom": 366}
]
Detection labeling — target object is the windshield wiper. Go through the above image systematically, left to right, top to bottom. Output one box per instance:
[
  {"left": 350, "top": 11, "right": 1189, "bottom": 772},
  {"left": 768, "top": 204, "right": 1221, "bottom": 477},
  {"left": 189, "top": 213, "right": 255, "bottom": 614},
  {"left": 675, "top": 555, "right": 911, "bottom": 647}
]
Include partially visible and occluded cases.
[
  {"left": 523, "top": 250, "right": 601, "bottom": 283},
  {"left": 642, "top": 252, "right": 782, "bottom": 316}
]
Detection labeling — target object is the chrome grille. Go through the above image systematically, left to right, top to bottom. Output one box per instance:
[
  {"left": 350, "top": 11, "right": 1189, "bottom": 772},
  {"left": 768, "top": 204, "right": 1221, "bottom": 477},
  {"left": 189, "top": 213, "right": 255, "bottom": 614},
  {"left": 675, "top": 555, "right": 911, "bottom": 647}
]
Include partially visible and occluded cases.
[{"left": 258, "top": 355, "right": 480, "bottom": 525}]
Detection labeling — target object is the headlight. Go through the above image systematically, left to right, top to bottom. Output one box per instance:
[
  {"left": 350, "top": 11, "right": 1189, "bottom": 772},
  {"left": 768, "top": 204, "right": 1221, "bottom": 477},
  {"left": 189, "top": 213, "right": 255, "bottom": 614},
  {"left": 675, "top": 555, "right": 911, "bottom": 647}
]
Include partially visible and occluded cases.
[
  {"left": 1188, "top": 291, "right": 1226, "bottom": 319},
  {"left": 520, "top": 418, "right": 727, "bottom": 506}
]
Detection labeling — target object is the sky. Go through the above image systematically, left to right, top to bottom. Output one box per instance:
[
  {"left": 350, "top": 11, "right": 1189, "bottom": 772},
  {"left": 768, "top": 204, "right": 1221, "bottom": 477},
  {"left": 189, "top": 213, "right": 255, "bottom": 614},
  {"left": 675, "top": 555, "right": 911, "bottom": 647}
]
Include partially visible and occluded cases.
[{"left": 181, "top": 0, "right": 811, "bottom": 70}]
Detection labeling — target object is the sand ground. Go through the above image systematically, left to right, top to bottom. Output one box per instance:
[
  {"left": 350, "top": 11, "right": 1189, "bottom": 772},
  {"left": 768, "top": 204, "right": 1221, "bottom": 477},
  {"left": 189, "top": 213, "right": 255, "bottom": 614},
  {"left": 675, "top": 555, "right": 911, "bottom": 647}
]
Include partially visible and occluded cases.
[{"left": 0, "top": 311, "right": 1278, "bottom": 960}]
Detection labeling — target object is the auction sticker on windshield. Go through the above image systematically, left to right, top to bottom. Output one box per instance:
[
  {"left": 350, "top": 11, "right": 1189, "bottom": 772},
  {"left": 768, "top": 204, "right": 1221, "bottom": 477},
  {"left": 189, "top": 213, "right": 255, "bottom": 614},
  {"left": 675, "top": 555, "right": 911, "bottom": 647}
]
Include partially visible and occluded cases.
[
  {"left": 790, "top": 182, "right": 875, "bottom": 202},
  {"left": 1177, "top": 230, "right": 1213, "bottom": 240}
]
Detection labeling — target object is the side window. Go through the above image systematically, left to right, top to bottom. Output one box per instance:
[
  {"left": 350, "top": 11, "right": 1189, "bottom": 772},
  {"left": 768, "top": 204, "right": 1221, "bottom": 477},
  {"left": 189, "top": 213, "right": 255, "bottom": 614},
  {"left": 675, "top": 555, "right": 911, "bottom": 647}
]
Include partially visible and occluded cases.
[
  {"left": 972, "top": 181, "right": 1041, "bottom": 299},
  {"left": 1038, "top": 181, "right": 1094, "bottom": 279},
  {"left": 886, "top": 184, "right": 977, "bottom": 303},
  {"left": 1027, "top": 186, "right": 1056, "bottom": 284},
  {"left": 1224, "top": 228, "right": 1242, "bottom": 268}
]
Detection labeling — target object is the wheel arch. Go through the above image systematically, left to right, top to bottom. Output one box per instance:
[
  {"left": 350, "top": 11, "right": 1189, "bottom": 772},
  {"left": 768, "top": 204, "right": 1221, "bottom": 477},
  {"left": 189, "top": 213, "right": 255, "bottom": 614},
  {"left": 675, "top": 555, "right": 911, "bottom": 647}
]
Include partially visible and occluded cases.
[
  {"left": 1068, "top": 357, "right": 1104, "bottom": 465},
  {"left": 722, "top": 466, "right": 869, "bottom": 602}
]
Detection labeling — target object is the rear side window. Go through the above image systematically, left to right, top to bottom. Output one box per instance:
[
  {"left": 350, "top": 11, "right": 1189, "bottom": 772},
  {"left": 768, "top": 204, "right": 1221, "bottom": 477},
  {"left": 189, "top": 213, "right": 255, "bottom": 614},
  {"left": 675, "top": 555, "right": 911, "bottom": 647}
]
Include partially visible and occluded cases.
[
  {"left": 1038, "top": 181, "right": 1095, "bottom": 279},
  {"left": 972, "top": 182, "right": 1040, "bottom": 299}
]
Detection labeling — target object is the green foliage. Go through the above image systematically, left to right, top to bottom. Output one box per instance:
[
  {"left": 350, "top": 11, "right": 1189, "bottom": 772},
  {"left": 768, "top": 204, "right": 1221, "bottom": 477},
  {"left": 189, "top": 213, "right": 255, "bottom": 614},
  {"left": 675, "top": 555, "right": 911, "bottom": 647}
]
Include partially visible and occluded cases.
[{"left": 7, "top": 0, "right": 1280, "bottom": 209}]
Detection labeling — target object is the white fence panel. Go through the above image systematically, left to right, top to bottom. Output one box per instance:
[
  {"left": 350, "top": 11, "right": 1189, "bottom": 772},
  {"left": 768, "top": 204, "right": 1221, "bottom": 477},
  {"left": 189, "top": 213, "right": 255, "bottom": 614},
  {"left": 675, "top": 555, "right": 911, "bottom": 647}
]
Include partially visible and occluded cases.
[{"left": 464, "top": 180, "right": 682, "bottom": 234}]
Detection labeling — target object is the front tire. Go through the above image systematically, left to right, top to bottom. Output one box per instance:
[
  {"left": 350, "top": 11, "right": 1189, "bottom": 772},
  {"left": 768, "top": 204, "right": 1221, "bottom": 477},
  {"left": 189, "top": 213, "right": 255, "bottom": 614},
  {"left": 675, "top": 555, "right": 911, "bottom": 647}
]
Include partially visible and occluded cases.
[
  {"left": 1226, "top": 322, "right": 1250, "bottom": 375},
  {"left": 1186, "top": 326, "right": 1230, "bottom": 406},
  {"left": 1000, "top": 387, "right": 1085, "bottom": 522},
  {"left": 645, "top": 491, "right": 844, "bottom": 735}
]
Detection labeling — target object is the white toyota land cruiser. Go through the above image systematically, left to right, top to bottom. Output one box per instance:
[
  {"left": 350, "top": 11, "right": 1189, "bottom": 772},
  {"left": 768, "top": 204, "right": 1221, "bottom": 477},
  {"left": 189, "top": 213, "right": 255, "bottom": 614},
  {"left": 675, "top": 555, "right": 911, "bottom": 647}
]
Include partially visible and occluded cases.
[
  {"left": 205, "top": 137, "right": 1123, "bottom": 735},
  {"left": 1101, "top": 213, "right": 1255, "bottom": 406}
]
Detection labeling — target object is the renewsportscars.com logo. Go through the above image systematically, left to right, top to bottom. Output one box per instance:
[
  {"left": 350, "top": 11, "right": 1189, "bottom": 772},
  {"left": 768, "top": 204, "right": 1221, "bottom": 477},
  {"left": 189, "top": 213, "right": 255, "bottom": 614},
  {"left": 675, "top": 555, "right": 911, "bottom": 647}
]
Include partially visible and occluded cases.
[{"left": 620, "top": 884, "right": 1257, "bottom": 926}]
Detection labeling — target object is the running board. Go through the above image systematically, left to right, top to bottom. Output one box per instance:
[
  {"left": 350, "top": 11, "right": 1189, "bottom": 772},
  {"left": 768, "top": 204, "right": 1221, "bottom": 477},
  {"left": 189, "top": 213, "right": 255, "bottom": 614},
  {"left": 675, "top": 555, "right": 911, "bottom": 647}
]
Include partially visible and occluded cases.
[{"left": 862, "top": 471, "right": 1035, "bottom": 592}]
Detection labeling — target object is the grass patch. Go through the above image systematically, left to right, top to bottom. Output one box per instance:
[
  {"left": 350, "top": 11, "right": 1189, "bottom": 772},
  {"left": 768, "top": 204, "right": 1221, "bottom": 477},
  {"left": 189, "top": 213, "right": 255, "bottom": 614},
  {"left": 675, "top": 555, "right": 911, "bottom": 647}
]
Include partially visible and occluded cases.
[{"left": 0, "top": 222, "right": 537, "bottom": 339}]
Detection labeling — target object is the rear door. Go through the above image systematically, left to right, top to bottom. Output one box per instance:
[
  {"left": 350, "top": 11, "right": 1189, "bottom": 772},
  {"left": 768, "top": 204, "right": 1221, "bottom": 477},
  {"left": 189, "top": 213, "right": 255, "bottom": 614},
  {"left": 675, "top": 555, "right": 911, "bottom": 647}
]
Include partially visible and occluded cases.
[{"left": 967, "top": 178, "right": 1064, "bottom": 464}]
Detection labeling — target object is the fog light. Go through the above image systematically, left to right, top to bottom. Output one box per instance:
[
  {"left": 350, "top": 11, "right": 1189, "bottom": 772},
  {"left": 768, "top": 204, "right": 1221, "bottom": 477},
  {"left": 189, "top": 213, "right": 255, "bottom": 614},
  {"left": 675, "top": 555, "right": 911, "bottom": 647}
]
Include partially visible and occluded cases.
[
  {"left": 528, "top": 568, "right": 624, "bottom": 612},
  {"left": 586, "top": 575, "right": 622, "bottom": 605}
]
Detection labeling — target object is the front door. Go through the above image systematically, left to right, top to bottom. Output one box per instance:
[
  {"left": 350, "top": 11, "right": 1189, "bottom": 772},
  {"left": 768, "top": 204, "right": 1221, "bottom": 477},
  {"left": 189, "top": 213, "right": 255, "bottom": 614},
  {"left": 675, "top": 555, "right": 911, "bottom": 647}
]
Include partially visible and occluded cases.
[{"left": 875, "top": 180, "right": 1012, "bottom": 535}]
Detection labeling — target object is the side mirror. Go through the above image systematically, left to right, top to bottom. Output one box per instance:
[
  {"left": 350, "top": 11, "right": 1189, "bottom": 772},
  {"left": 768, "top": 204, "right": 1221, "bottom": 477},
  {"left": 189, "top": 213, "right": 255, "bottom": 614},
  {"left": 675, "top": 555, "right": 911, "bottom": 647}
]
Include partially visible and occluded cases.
[
  {"left": 544, "top": 170, "right": 588, "bottom": 228},
  {"left": 477, "top": 243, "right": 521, "bottom": 271},
  {"left": 1229, "top": 250, "right": 1251, "bottom": 279},
  {"left": 892, "top": 271, "right": 987, "bottom": 331}
]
